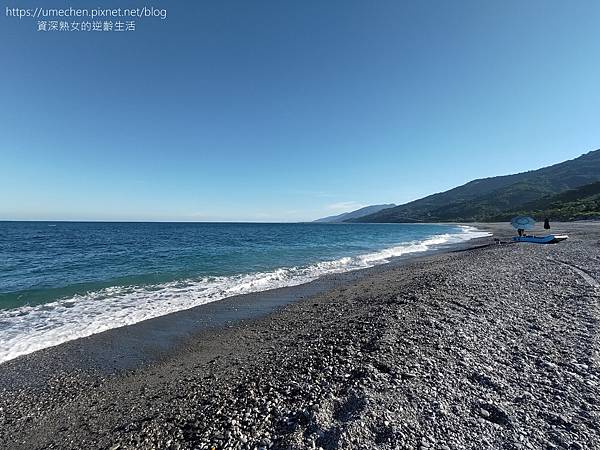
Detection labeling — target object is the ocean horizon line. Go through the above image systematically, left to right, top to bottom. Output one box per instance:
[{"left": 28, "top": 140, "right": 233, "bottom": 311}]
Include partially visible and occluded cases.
[{"left": 0, "top": 219, "right": 471, "bottom": 224}]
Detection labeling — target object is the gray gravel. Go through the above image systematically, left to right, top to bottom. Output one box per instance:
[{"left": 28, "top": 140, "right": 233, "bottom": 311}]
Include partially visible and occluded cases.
[{"left": 1, "top": 222, "right": 599, "bottom": 450}]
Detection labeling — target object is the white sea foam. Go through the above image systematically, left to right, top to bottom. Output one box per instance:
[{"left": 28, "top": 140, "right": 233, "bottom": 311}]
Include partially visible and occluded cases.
[{"left": 0, "top": 226, "right": 490, "bottom": 364}]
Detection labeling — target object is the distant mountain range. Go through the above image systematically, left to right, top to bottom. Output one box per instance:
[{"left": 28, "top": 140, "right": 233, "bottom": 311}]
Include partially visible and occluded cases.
[
  {"left": 346, "top": 149, "right": 600, "bottom": 223},
  {"left": 313, "top": 204, "right": 396, "bottom": 223}
]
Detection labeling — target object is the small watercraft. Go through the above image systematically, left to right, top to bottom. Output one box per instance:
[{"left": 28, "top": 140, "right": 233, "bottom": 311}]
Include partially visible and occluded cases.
[{"left": 512, "top": 235, "right": 568, "bottom": 244}]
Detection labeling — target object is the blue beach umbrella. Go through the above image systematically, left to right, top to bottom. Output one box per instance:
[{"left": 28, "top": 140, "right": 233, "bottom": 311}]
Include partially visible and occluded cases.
[{"left": 511, "top": 216, "right": 536, "bottom": 230}]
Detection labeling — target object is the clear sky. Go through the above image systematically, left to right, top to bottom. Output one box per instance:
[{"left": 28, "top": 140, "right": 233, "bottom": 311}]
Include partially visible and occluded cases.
[{"left": 1, "top": 0, "right": 599, "bottom": 221}]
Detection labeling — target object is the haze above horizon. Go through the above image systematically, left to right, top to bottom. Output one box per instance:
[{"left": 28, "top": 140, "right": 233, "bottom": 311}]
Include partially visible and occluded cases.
[{"left": 2, "top": 0, "right": 599, "bottom": 222}]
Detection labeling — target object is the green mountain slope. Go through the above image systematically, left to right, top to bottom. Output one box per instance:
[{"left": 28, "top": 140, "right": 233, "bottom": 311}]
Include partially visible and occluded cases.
[
  {"left": 351, "top": 149, "right": 600, "bottom": 223},
  {"left": 490, "top": 181, "right": 600, "bottom": 221}
]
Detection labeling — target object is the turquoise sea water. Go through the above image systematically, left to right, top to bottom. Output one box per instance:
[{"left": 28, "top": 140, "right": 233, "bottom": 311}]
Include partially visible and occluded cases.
[{"left": 0, "top": 221, "right": 489, "bottom": 363}]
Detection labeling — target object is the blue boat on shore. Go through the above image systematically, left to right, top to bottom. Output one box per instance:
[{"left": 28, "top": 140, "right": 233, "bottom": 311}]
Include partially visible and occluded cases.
[{"left": 512, "top": 235, "right": 568, "bottom": 244}]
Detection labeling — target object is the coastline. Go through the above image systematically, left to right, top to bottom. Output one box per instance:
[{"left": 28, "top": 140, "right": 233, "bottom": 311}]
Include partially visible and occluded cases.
[
  {"left": 1, "top": 221, "right": 598, "bottom": 449},
  {"left": 0, "top": 224, "right": 488, "bottom": 375},
  {"left": 0, "top": 228, "right": 488, "bottom": 388}
]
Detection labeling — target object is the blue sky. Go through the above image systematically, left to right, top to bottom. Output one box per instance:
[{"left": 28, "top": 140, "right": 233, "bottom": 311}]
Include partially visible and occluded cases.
[{"left": 1, "top": 0, "right": 599, "bottom": 221}]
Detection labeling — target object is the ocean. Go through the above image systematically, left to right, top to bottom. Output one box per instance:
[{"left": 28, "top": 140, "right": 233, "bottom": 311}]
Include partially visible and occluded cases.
[{"left": 0, "top": 221, "right": 489, "bottom": 363}]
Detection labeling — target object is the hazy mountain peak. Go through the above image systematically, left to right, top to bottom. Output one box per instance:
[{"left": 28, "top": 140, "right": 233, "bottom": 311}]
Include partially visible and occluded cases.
[{"left": 314, "top": 204, "right": 396, "bottom": 223}]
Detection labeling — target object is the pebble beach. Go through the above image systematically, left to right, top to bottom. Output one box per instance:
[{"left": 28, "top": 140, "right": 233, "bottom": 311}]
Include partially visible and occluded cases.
[{"left": 1, "top": 222, "right": 599, "bottom": 450}]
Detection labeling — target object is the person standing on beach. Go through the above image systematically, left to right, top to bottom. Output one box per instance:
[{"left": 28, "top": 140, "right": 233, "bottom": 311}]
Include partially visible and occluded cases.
[{"left": 544, "top": 217, "right": 550, "bottom": 231}]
